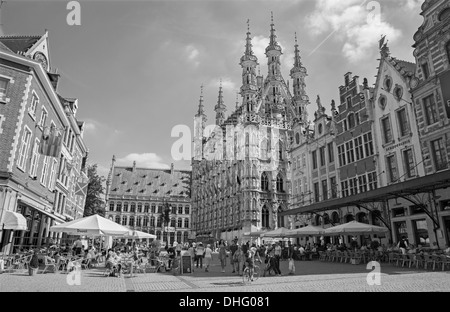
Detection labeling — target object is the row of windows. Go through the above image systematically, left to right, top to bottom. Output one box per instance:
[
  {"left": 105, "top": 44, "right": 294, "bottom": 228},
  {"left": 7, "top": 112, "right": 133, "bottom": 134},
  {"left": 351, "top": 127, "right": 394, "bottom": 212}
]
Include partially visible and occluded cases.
[
  {"left": 380, "top": 107, "right": 411, "bottom": 145},
  {"left": 17, "top": 126, "right": 59, "bottom": 191},
  {"left": 337, "top": 132, "right": 374, "bottom": 167},
  {"left": 311, "top": 142, "right": 335, "bottom": 169},
  {"left": 385, "top": 148, "right": 418, "bottom": 183},
  {"left": 340, "top": 171, "right": 378, "bottom": 198},
  {"left": 260, "top": 172, "right": 284, "bottom": 192},
  {"left": 312, "top": 176, "right": 338, "bottom": 202},
  {"left": 109, "top": 202, "right": 190, "bottom": 214},
  {"left": 113, "top": 215, "right": 190, "bottom": 228}
]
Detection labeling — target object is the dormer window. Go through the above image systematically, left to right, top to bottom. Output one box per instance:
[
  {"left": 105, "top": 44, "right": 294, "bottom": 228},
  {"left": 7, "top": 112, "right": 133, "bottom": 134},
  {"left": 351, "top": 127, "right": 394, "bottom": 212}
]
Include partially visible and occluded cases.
[{"left": 421, "top": 62, "right": 430, "bottom": 80}]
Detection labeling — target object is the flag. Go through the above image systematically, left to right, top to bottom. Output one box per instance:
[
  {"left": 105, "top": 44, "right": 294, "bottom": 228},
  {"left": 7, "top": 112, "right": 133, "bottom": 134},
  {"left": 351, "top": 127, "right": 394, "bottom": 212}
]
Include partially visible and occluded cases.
[
  {"left": 39, "top": 126, "right": 63, "bottom": 157},
  {"left": 75, "top": 176, "right": 89, "bottom": 197}
]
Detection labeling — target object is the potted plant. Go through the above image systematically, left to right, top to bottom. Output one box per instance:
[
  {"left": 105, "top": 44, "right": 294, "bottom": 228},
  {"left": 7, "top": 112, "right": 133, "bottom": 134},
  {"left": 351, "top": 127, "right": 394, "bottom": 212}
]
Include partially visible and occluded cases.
[{"left": 28, "top": 250, "right": 39, "bottom": 276}]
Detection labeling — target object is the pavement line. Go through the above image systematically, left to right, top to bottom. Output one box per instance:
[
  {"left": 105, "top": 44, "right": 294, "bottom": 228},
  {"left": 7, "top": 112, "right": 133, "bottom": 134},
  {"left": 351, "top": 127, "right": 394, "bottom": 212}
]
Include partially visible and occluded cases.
[{"left": 175, "top": 275, "right": 200, "bottom": 289}]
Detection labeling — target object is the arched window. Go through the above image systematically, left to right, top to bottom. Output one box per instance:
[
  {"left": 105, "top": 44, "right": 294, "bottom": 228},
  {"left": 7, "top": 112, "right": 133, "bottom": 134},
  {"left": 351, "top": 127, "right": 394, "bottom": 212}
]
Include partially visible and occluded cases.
[
  {"left": 438, "top": 8, "right": 450, "bottom": 21},
  {"left": 295, "top": 132, "right": 300, "bottom": 144},
  {"left": 260, "top": 138, "right": 268, "bottom": 160},
  {"left": 278, "top": 140, "right": 284, "bottom": 160},
  {"left": 261, "top": 172, "right": 269, "bottom": 191},
  {"left": 276, "top": 174, "right": 284, "bottom": 192},
  {"left": 109, "top": 202, "right": 115, "bottom": 211},
  {"left": 116, "top": 202, "right": 122, "bottom": 212},
  {"left": 123, "top": 202, "right": 129, "bottom": 212},
  {"left": 130, "top": 202, "right": 136, "bottom": 213},
  {"left": 144, "top": 203, "right": 149, "bottom": 213},
  {"left": 262, "top": 205, "right": 270, "bottom": 228},
  {"left": 277, "top": 207, "right": 284, "bottom": 228},
  {"left": 331, "top": 211, "right": 340, "bottom": 224},
  {"left": 357, "top": 212, "right": 369, "bottom": 224},
  {"left": 322, "top": 213, "right": 330, "bottom": 225},
  {"left": 315, "top": 214, "right": 320, "bottom": 226},
  {"left": 346, "top": 214, "right": 355, "bottom": 222},
  {"left": 115, "top": 215, "right": 120, "bottom": 224},
  {"left": 122, "top": 216, "right": 127, "bottom": 226},
  {"left": 129, "top": 216, "right": 135, "bottom": 227},
  {"left": 143, "top": 216, "right": 149, "bottom": 227},
  {"left": 150, "top": 216, "right": 155, "bottom": 227},
  {"left": 156, "top": 217, "right": 161, "bottom": 227},
  {"left": 170, "top": 218, "right": 176, "bottom": 227},
  {"left": 184, "top": 219, "right": 189, "bottom": 228},
  {"left": 156, "top": 230, "right": 161, "bottom": 240},
  {"left": 176, "top": 231, "right": 182, "bottom": 243},
  {"left": 183, "top": 232, "right": 189, "bottom": 242}
]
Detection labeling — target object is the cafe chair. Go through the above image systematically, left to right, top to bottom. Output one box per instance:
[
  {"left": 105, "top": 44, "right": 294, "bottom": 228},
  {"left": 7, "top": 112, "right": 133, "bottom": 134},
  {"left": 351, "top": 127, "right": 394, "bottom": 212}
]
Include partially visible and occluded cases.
[{"left": 41, "top": 256, "right": 57, "bottom": 274}]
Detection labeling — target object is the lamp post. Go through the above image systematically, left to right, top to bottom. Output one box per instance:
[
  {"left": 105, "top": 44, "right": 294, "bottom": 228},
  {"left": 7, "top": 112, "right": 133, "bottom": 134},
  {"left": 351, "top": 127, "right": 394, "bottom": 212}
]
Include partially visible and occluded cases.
[{"left": 163, "top": 198, "right": 171, "bottom": 248}]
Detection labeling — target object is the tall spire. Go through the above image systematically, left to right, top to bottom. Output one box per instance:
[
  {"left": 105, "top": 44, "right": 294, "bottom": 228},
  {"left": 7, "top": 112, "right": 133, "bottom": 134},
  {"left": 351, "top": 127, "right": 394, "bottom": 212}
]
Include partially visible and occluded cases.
[
  {"left": 266, "top": 11, "right": 281, "bottom": 53},
  {"left": 244, "top": 19, "right": 253, "bottom": 57},
  {"left": 294, "top": 32, "right": 302, "bottom": 68},
  {"left": 215, "top": 79, "right": 226, "bottom": 125},
  {"left": 195, "top": 84, "right": 207, "bottom": 127}
]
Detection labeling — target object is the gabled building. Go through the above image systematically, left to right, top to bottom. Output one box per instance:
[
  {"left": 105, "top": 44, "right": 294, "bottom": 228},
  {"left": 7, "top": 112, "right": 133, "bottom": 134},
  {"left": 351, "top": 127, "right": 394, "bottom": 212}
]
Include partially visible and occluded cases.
[
  {"left": 0, "top": 31, "right": 88, "bottom": 253},
  {"left": 105, "top": 158, "right": 192, "bottom": 246}
]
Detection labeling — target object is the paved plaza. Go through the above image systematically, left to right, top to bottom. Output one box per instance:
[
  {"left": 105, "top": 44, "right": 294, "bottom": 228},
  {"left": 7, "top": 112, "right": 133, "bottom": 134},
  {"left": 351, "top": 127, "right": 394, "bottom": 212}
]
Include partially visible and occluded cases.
[{"left": 1, "top": 257, "right": 449, "bottom": 292}]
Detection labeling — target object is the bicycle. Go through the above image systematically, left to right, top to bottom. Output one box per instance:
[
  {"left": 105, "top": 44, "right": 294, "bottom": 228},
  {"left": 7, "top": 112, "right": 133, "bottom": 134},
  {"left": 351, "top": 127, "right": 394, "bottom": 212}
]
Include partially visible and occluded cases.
[{"left": 242, "top": 262, "right": 260, "bottom": 284}]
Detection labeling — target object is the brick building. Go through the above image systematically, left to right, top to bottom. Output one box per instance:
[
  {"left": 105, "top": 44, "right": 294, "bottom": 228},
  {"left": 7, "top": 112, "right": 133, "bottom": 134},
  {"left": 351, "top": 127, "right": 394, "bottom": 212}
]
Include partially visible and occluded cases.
[{"left": 0, "top": 31, "right": 88, "bottom": 253}]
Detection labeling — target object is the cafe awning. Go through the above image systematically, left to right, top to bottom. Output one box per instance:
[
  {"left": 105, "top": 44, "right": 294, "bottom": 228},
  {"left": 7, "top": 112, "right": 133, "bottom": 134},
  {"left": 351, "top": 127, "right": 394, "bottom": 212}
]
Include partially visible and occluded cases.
[{"left": 1, "top": 211, "right": 28, "bottom": 231}]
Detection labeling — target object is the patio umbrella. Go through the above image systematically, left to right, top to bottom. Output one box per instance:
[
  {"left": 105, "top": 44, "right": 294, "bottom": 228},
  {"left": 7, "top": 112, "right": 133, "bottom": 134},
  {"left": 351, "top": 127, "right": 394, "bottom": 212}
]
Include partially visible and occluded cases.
[
  {"left": 49, "top": 214, "right": 130, "bottom": 236},
  {"left": 323, "top": 221, "right": 389, "bottom": 236},
  {"left": 284, "top": 225, "right": 325, "bottom": 237},
  {"left": 261, "top": 227, "right": 291, "bottom": 238},
  {"left": 121, "top": 230, "right": 157, "bottom": 240}
]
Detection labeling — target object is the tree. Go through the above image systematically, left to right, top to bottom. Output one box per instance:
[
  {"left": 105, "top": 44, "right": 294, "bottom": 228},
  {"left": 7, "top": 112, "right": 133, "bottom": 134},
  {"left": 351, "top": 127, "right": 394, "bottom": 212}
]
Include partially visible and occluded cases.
[{"left": 83, "top": 164, "right": 106, "bottom": 217}]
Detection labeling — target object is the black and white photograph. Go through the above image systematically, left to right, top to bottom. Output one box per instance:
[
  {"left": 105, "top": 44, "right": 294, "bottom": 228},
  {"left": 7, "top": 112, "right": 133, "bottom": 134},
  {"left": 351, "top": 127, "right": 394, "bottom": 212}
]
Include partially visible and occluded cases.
[{"left": 0, "top": 0, "right": 450, "bottom": 297}]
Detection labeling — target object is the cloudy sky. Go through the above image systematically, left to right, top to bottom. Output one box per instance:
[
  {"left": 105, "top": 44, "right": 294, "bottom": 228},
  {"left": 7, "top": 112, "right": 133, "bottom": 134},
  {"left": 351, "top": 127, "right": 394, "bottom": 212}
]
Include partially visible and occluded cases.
[{"left": 2, "top": 0, "right": 424, "bottom": 177}]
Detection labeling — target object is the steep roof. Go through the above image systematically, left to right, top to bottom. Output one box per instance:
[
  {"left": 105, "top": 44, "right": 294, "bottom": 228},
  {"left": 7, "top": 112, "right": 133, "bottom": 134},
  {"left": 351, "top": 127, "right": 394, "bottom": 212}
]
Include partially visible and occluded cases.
[
  {"left": 0, "top": 35, "right": 42, "bottom": 54},
  {"left": 0, "top": 41, "right": 12, "bottom": 53},
  {"left": 109, "top": 166, "right": 191, "bottom": 199}
]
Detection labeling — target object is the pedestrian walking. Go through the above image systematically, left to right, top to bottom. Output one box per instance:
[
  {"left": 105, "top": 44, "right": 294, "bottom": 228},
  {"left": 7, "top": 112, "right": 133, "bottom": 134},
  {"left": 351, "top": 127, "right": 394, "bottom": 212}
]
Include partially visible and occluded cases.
[
  {"left": 218, "top": 239, "right": 227, "bottom": 273},
  {"left": 229, "top": 239, "right": 238, "bottom": 273},
  {"left": 196, "top": 242, "right": 205, "bottom": 268},
  {"left": 274, "top": 242, "right": 282, "bottom": 276},
  {"left": 188, "top": 243, "right": 196, "bottom": 272},
  {"left": 204, "top": 244, "right": 213, "bottom": 272},
  {"left": 234, "top": 245, "right": 245, "bottom": 276}
]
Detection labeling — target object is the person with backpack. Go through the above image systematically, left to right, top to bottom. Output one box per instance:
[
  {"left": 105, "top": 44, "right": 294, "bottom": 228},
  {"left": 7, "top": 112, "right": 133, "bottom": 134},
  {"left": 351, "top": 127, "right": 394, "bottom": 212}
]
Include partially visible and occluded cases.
[{"left": 195, "top": 242, "right": 205, "bottom": 268}]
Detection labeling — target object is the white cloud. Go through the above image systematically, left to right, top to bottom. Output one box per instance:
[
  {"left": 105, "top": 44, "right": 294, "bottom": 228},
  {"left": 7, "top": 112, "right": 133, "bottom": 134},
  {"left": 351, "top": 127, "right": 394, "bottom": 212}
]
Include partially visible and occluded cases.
[
  {"left": 306, "top": 0, "right": 402, "bottom": 63},
  {"left": 401, "top": 0, "right": 422, "bottom": 11},
  {"left": 251, "top": 35, "right": 269, "bottom": 65},
  {"left": 185, "top": 44, "right": 200, "bottom": 67},
  {"left": 208, "top": 77, "right": 237, "bottom": 92},
  {"left": 84, "top": 122, "right": 97, "bottom": 133},
  {"left": 116, "top": 153, "right": 170, "bottom": 169}
]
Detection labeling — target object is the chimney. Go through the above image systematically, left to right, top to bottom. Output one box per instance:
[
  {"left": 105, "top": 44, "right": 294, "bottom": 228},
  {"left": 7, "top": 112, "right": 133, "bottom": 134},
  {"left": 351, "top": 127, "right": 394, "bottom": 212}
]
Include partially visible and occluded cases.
[{"left": 171, "top": 163, "right": 174, "bottom": 175}]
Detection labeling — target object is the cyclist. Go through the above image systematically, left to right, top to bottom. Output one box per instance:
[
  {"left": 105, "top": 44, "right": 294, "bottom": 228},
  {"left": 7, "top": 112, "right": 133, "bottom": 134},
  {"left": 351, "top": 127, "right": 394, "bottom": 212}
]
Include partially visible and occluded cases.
[{"left": 245, "top": 246, "right": 261, "bottom": 281}]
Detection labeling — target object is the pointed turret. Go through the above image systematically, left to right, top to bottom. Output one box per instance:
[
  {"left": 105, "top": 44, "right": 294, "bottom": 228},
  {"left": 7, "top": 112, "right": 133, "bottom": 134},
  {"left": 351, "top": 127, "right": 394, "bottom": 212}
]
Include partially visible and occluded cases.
[
  {"left": 265, "top": 12, "right": 282, "bottom": 78},
  {"left": 240, "top": 19, "right": 258, "bottom": 113},
  {"left": 290, "top": 32, "right": 309, "bottom": 124},
  {"left": 215, "top": 79, "right": 227, "bottom": 125},
  {"left": 195, "top": 84, "right": 207, "bottom": 127},
  {"left": 105, "top": 155, "right": 116, "bottom": 202}
]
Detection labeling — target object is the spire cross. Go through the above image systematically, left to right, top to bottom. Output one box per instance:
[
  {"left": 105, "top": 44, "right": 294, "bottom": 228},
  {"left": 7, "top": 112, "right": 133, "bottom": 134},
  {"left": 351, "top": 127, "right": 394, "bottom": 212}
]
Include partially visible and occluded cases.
[
  {"left": 271, "top": 11, "right": 273, "bottom": 24},
  {"left": 247, "top": 19, "right": 250, "bottom": 33},
  {"left": 295, "top": 32, "right": 298, "bottom": 45},
  {"left": 200, "top": 84, "right": 204, "bottom": 96}
]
